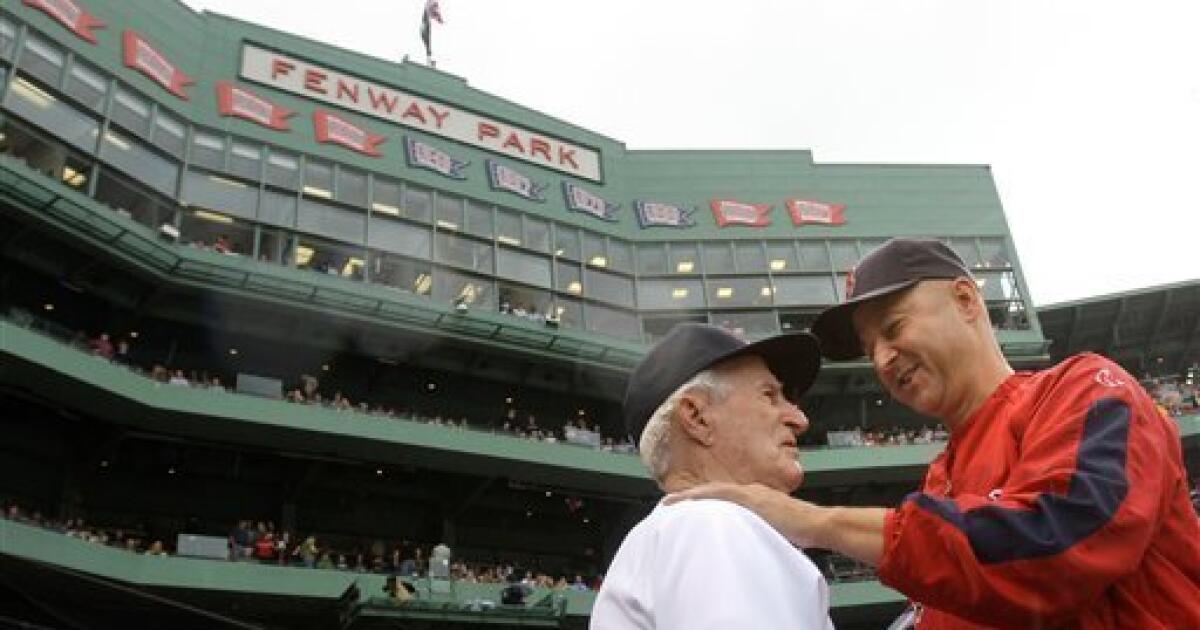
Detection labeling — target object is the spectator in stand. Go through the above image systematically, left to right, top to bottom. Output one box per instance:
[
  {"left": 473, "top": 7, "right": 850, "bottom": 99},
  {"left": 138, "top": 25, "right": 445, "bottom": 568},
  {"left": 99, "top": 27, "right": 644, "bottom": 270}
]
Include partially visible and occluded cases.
[
  {"left": 213, "top": 234, "right": 233, "bottom": 254},
  {"left": 90, "top": 332, "right": 115, "bottom": 360},
  {"left": 112, "top": 338, "right": 133, "bottom": 366},
  {"left": 168, "top": 370, "right": 189, "bottom": 386},
  {"left": 229, "top": 520, "right": 250, "bottom": 561},
  {"left": 254, "top": 530, "right": 276, "bottom": 563},
  {"left": 294, "top": 535, "right": 319, "bottom": 568},
  {"left": 145, "top": 540, "right": 168, "bottom": 556},
  {"left": 316, "top": 552, "right": 334, "bottom": 570},
  {"left": 500, "top": 569, "right": 533, "bottom": 605},
  {"left": 571, "top": 574, "right": 588, "bottom": 591},
  {"left": 383, "top": 575, "right": 415, "bottom": 603}
]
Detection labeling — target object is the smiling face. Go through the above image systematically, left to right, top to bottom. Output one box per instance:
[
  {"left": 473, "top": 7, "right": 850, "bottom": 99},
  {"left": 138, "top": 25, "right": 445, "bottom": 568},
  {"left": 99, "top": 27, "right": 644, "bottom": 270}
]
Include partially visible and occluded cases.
[
  {"left": 852, "top": 280, "right": 983, "bottom": 423},
  {"left": 704, "top": 355, "right": 810, "bottom": 492}
]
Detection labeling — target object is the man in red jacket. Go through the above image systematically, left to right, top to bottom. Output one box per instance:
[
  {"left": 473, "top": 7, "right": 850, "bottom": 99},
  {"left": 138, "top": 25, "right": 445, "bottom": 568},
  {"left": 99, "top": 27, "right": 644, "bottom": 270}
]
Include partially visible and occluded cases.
[{"left": 669, "top": 238, "right": 1200, "bottom": 629}]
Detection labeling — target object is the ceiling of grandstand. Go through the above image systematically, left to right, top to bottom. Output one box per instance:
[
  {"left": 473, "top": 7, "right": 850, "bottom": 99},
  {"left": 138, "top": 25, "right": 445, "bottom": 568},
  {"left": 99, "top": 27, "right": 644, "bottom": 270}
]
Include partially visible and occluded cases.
[{"left": 1037, "top": 279, "right": 1200, "bottom": 377}]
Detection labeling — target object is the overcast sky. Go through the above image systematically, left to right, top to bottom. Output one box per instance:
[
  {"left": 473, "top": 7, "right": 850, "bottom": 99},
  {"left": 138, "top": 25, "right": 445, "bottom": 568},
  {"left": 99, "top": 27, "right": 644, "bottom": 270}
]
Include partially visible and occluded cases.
[{"left": 183, "top": 0, "right": 1199, "bottom": 307}]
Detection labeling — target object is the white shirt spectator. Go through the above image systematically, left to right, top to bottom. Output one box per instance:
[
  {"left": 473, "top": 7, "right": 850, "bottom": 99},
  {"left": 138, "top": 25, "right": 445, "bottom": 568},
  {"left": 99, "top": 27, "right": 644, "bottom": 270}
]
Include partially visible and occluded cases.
[
  {"left": 167, "top": 374, "right": 190, "bottom": 387},
  {"left": 591, "top": 499, "right": 833, "bottom": 630}
]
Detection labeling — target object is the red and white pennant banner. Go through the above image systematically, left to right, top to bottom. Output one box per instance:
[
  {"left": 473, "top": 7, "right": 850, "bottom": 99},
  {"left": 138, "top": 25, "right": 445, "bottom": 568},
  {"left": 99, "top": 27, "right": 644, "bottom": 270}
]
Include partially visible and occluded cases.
[
  {"left": 23, "top": 0, "right": 105, "bottom": 44},
  {"left": 122, "top": 30, "right": 193, "bottom": 100},
  {"left": 216, "top": 81, "right": 293, "bottom": 131},
  {"left": 312, "top": 110, "right": 387, "bottom": 157},
  {"left": 787, "top": 198, "right": 846, "bottom": 226},
  {"left": 711, "top": 199, "right": 772, "bottom": 227}
]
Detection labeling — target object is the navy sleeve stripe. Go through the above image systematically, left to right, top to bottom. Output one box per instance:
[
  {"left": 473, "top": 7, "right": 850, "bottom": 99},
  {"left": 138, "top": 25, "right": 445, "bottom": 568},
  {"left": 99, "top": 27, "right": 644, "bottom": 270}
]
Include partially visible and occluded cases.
[{"left": 908, "top": 397, "right": 1131, "bottom": 564}]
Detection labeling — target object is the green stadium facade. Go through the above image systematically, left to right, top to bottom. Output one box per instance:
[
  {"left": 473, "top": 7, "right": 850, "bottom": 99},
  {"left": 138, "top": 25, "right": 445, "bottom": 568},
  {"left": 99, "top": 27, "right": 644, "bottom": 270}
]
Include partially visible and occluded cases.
[{"left": 0, "top": 2, "right": 1194, "bottom": 629}]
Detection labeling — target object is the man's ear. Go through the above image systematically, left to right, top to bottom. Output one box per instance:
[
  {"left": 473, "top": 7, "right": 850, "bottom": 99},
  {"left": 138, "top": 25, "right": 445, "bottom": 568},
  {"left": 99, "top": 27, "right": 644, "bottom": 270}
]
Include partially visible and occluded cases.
[
  {"left": 951, "top": 277, "right": 985, "bottom": 322},
  {"left": 676, "top": 388, "right": 715, "bottom": 446}
]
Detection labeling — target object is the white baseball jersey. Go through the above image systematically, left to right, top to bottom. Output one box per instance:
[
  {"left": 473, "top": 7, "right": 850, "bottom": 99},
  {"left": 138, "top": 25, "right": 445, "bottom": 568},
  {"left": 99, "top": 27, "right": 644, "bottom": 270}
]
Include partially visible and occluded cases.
[{"left": 591, "top": 498, "right": 835, "bottom": 629}]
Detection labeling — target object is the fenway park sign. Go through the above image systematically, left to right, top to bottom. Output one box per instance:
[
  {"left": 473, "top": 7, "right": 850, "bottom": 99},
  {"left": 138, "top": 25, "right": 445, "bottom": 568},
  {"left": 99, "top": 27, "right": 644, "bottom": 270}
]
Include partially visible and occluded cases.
[{"left": 240, "top": 44, "right": 602, "bottom": 182}]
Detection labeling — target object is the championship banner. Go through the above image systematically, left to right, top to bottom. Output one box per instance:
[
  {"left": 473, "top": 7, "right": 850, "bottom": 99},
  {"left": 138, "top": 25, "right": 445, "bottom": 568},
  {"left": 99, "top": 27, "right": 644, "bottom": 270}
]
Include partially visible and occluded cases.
[
  {"left": 23, "top": 0, "right": 105, "bottom": 44},
  {"left": 122, "top": 30, "right": 193, "bottom": 100},
  {"left": 216, "top": 81, "right": 293, "bottom": 131},
  {"left": 313, "top": 110, "right": 387, "bottom": 157},
  {"left": 404, "top": 136, "right": 468, "bottom": 179},
  {"left": 486, "top": 160, "right": 546, "bottom": 202},
  {"left": 563, "top": 182, "right": 619, "bottom": 222},
  {"left": 787, "top": 198, "right": 846, "bottom": 226},
  {"left": 711, "top": 199, "right": 772, "bottom": 227},
  {"left": 635, "top": 200, "right": 695, "bottom": 229}
]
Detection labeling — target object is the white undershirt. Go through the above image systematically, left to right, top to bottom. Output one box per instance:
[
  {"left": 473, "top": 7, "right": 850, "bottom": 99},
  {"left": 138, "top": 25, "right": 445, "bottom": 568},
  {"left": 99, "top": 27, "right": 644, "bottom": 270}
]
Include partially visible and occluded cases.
[{"left": 591, "top": 498, "right": 835, "bottom": 629}]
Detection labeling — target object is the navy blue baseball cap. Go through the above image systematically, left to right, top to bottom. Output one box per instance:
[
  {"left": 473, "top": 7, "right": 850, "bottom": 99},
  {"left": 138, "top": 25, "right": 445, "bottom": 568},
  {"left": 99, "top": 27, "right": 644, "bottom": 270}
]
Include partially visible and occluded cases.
[
  {"left": 812, "top": 238, "right": 973, "bottom": 360},
  {"left": 623, "top": 324, "right": 821, "bottom": 444}
]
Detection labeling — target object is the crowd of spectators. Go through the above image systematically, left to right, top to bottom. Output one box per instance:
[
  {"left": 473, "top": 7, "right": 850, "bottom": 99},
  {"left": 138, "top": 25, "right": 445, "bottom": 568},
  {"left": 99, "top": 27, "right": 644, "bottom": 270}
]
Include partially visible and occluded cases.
[
  {"left": 1144, "top": 373, "right": 1199, "bottom": 418},
  {"left": 826, "top": 425, "right": 948, "bottom": 448}
]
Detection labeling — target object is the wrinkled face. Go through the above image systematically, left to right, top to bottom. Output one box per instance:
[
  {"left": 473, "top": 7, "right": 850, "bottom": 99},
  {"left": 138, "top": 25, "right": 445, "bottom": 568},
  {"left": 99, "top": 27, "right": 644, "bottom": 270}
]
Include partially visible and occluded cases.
[
  {"left": 852, "top": 281, "right": 973, "bottom": 421},
  {"left": 705, "top": 355, "right": 810, "bottom": 492}
]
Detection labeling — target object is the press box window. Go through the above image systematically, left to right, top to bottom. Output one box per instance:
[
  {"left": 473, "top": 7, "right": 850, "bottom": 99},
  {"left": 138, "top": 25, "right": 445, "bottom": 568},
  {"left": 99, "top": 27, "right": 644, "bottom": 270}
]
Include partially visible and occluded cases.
[
  {"left": 0, "top": 16, "right": 16, "bottom": 60},
  {"left": 18, "top": 34, "right": 64, "bottom": 86},
  {"left": 64, "top": 59, "right": 108, "bottom": 111},
  {"left": 5, "top": 75, "right": 100, "bottom": 152},
  {"left": 111, "top": 86, "right": 152, "bottom": 137},
  {"left": 152, "top": 111, "right": 186, "bottom": 157},
  {"left": 101, "top": 129, "right": 179, "bottom": 197},
  {"left": 190, "top": 131, "right": 226, "bottom": 171},
  {"left": 228, "top": 141, "right": 263, "bottom": 182},
  {"left": 265, "top": 150, "right": 300, "bottom": 189},
  {"left": 302, "top": 159, "right": 333, "bottom": 199},
  {"left": 337, "top": 166, "right": 367, "bottom": 207}
]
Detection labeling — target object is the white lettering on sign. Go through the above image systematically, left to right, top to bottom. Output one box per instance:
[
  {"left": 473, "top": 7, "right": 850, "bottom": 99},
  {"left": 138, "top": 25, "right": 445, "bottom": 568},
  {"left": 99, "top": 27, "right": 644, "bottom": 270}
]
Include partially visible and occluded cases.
[{"left": 240, "top": 44, "right": 602, "bottom": 182}]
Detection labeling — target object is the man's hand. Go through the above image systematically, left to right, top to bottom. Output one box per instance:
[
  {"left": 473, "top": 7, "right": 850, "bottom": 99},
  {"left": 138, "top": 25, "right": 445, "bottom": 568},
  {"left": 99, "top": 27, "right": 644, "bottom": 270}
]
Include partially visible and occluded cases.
[
  {"left": 664, "top": 482, "right": 825, "bottom": 549},
  {"left": 666, "top": 482, "right": 888, "bottom": 565}
]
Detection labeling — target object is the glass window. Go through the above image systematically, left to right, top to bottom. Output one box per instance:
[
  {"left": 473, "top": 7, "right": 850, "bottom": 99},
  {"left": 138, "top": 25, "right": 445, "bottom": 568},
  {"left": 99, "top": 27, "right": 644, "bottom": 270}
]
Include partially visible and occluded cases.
[
  {"left": 0, "top": 16, "right": 16, "bottom": 60},
  {"left": 18, "top": 34, "right": 63, "bottom": 86},
  {"left": 64, "top": 59, "right": 108, "bottom": 111},
  {"left": 6, "top": 76, "right": 100, "bottom": 152},
  {"left": 110, "top": 86, "right": 152, "bottom": 137},
  {"left": 152, "top": 111, "right": 186, "bottom": 158},
  {"left": 0, "top": 119, "right": 93, "bottom": 192},
  {"left": 101, "top": 129, "right": 178, "bottom": 196},
  {"left": 190, "top": 130, "right": 226, "bottom": 171},
  {"left": 228, "top": 140, "right": 263, "bottom": 182},
  {"left": 265, "top": 149, "right": 299, "bottom": 189},
  {"left": 303, "top": 159, "right": 333, "bottom": 199},
  {"left": 336, "top": 166, "right": 367, "bottom": 207},
  {"left": 94, "top": 169, "right": 178, "bottom": 230},
  {"left": 181, "top": 170, "right": 257, "bottom": 220},
  {"left": 371, "top": 176, "right": 402, "bottom": 216},
  {"left": 401, "top": 185, "right": 432, "bottom": 223},
  {"left": 258, "top": 189, "right": 296, "bottom": 228},
  {"left": 435, "top": 192, "right": 462, "bottom": 230},
  {"left": 297, "top": 198, "right": 365, "bottom": 244},
  {"left": 465, "top": 201, "right": 494, "bottom": 239},
  {"left": 179, "top": 208, "right": 254, "bottom": 255},
  {"left": 496, "top": 208, "right": 521, "bottom": 246},
  {"left": 368, "top": 215, "right": 431, "bottom": 258},
  {"left": 524, "top": 216, "right": 549, "bottom": 253},
  {"left": 554, "top": 225, "right": 580, "bottom": 260},
  {"left": 257, "top": 227, "right": 292, "bottom": 265},
  {"left": 582, "top": 231, "right": 606, "bottom": 268},
  {"left": 435, "top": 232, "right": 493, "bottom": 274},
  {"left": 294, "top": 234, "right": 365, "bottom": 280},
  {"left": 948, "top": 238, "right": 981, "bottom": 268},
  {"left": 978, "top": 238, "right": 1011, "bottom": 268},
  {"left": 607, "top": 240, "right": 632, "bottom": 273},
  {"left": 797, "top": 241, "right": 830, "bottom": 271},
  {"left": 829, "top": 241, "right": 859, "bottom": 272},
  {"left": 735, "top": 242, "right": 768, "bottom": 273},
  {"left": 765, "top": 242, "right": 799, "bottom": 273},
  {"left": 669, "top": 243, "right": 700, "bottom": 274},
  {"left": 703, "top": 243, "right": 735, "bottom": 274},
  {"left": 637, "top": 244, "right": 668, "bottom": 275},
  {"left": 496, "top": 247, "right": 551, "bottom": 288},
  {"left": 368, "top": 251, "right": 431, "bottom": 296},
  {"left": 555, "top": 260, "right": 582, "bottom": 296},
  {"left": 434, "top": 268, "right": 495, "bottom": 310},
  {"left": 585, "top": 268, "right": 634, "bottom": 307},
  {"left": 976, "top": 270, "right": 1022, "bottom": 302},
  {"left": 834, "top": 273, "right": 852, "bottom": 301},
  {"left": 773, "top": 275, "right": 837, "bottom": 306},
  {"left": 706, "top": 276, "right": 774, "bottom": 308},
  {"left": 637, "top": 278, "right": 705, "bottom": 310},
  {"left": 499, "top": 284, "right": 552, "bottom": 319},
  {"left": 551, "top": 295, "right": 583, "bottom": 331},
  {"left": 989, "top": 299, "right": 1030, "bottom": 331},
  {"left": 585, "top": 304, "right": 640, "bottom": 341},
  {"left": 711, "top": 311, "right": 778, "bottom": 340},
  {"left": 779, "top": 311, "right": 821, "bottom": 333},
  {"left": 643, "top": 314, "right": 707, "bottom": 344}
]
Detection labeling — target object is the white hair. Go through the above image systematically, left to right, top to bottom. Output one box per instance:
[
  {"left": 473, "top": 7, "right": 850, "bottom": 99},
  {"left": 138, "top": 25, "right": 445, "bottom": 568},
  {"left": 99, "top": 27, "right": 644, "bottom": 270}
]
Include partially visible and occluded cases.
[{"left": 638, "top": 368, "right": 730, "bottom": 484}]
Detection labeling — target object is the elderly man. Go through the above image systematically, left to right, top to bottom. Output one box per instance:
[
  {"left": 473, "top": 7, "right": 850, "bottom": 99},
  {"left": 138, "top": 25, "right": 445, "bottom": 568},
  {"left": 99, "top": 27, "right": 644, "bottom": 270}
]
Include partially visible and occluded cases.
[
  {"left": 671, "top": 238, "right": 1200, "bottom": 629},
  {"left": 591, "top": 323, "right": 832, "bottom": 629}
]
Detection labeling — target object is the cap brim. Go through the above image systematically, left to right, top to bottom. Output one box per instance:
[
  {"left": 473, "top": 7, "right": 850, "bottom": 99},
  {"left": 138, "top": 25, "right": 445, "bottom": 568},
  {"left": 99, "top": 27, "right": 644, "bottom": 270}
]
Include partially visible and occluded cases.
[
  {"left": 811, "top": 279, "right": 920, "bottom": 360},
  {"left": 722, "top": 332, "right": 822, "bottom": 401}
]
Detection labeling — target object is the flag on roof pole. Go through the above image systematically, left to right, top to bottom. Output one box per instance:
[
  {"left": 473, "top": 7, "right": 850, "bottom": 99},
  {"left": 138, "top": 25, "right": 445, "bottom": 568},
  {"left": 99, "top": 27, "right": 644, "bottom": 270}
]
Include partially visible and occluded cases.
[{"left": 420, "top": 0, "right": 443, "bottom": 64}]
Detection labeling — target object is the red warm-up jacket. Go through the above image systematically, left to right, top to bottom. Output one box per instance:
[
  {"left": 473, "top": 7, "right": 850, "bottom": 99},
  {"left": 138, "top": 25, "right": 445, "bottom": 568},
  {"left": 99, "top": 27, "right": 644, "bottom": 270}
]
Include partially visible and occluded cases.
[{"left": 877, "top": 353, "right": 1200, "bottom": 629}]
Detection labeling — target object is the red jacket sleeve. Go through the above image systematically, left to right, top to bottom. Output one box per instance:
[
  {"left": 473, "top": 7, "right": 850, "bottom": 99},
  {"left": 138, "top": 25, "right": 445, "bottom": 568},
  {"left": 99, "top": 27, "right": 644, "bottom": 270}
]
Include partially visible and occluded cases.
[{"left": 876, "top": 357, "right": 1170, "bottom": 626}]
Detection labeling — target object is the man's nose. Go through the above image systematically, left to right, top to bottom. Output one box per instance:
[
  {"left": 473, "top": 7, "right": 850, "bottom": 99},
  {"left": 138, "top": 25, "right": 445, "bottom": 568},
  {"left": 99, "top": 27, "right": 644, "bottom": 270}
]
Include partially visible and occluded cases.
[{"left": 784, "top": 405, "right": 809, "bottom": 434}]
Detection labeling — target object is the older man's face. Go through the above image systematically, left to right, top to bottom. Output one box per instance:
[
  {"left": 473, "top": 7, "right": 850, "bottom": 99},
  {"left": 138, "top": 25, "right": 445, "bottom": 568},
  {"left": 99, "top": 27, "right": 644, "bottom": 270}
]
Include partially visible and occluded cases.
[{"left": 706, "top": 355, "right": 810, "bottom": 492}]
